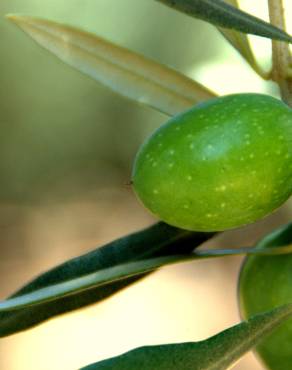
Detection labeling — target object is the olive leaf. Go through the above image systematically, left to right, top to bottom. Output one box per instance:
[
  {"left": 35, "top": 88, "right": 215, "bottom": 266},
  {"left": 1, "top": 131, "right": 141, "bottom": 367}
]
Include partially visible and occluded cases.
[
  {"left": 156, "top": 0, "right": 292, "bottom": 43},
  {"left": 217, "top": 0, "right": 268, "bottom": 79},
  {"left": 7, "top": 15, "right": 216, "bottom": 117},
  {"left": 0, "top": 222, "right": 214, "bottom": 337},
  {"left": 253, "top": 222, "right": 292, "bottom": 249},
  {"left": 1, "top": 241, "right": 292, "bottom": 316},
  {"left": 80, "top": 303, "right": 292, "bottom": 370}
]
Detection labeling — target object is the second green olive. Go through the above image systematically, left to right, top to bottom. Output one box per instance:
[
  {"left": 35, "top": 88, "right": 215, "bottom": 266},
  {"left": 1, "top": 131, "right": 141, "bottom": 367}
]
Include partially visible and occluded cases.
[{"left": 238, "top": 224, "right": 292, "bottom": 370}]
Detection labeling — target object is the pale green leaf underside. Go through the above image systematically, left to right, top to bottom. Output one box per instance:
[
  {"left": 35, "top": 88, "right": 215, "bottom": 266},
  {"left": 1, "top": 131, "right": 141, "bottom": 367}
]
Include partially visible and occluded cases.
[
  {"left": 156, "top": 0, "right": 292, "bottom": 43},
  {"left": 217, "top": 0, "right": 268, "bottom": 79},
  {"left": 7, "top": 14, "right": 216, "bottom": 116},
  {"left": 0, "top": 244, "right": 292, "bottom": 312},
  {"left": 80, "top": 303, "right": 292, "bottom": 370}
]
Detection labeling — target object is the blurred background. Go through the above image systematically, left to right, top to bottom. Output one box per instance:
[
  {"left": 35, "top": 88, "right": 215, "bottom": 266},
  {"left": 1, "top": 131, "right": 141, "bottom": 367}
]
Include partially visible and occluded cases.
[{"left": 0, "top": 0, "right": 292, "bottom": 369}]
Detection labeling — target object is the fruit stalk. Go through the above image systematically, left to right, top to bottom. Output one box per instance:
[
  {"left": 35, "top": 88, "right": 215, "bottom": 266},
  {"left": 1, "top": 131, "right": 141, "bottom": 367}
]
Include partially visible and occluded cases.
[{"left": 268, "top": 0, "right": 292, "bottom": 106}]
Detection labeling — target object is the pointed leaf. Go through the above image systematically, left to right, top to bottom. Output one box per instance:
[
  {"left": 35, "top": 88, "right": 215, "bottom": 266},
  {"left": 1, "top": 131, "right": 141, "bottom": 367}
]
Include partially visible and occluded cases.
[
  {"left": 156, "top": 0, "right": 292, "bottom": 43},
  {"left": 7, "top": 14, "right": 216, "bottom": 116},
  {"left": 0, "top": 222, "right": 214, "bottom": 337},
  {"left": 1, "top": 242, "right": 292, "bottom": 313},
  {"left": 80, "top": 303, "right": 292, "bottom": 370}
]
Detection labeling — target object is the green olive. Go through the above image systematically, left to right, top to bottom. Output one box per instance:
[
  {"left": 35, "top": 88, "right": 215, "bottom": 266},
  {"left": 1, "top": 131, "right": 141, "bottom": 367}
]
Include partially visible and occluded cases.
[
  {"left": 132, "top": 93, "right": 292, "bottom": 231},
  {"left": 238, "top": 224, "right": 292, "bottom": 370}
]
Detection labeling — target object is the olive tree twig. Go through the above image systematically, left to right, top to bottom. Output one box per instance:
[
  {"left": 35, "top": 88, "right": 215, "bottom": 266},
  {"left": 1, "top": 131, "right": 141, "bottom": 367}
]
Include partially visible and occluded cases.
[{"left": 268, "top": 0, "right": 292, "bottom": 106}]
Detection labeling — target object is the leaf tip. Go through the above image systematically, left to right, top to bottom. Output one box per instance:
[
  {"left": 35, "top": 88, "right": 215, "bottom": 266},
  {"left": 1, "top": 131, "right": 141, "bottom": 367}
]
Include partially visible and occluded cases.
[
  {"left": 5, "top": 13, "right": 23, "bottom": 22},
  {"left": 5, "top": 13, "right": 37, "bottom": 28},
  {"left": 5, "top": 13, "right": 33, "bottom": 32}
]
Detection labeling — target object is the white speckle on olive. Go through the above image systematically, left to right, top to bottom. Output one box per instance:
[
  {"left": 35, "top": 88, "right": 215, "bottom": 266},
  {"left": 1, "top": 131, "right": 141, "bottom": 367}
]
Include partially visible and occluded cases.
[{"left": 216, "top": 185, "right": 227, "bottom": 192}]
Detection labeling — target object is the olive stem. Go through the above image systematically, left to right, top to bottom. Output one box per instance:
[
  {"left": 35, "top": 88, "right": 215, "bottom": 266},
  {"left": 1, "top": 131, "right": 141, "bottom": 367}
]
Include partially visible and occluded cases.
[{"left": 268, "top": 0, "right": 292, "bottom": 106}]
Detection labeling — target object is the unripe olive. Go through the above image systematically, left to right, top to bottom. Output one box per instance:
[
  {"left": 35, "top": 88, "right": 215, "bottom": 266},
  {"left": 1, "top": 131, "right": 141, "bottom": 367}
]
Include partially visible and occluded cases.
[
  {"left": 132, "top": 93, "right": 292, "bottom": 231},
  {"left": 238, "top": 224, "right": 292, "bottom": 370}
]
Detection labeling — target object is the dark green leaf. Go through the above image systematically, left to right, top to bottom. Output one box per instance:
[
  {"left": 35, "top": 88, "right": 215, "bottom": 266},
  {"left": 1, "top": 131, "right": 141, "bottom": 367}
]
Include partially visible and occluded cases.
[
  {"left": 156, "top": 0, "right": 292, "bottom": 43},
  {"left": 0, "top": 222, "right": 214, "bottom": 337},
  {"left": 254, "top": 222, "right": 292, "bottom": 249},
  {"left": 2, "top": 241, "right": 292, "bottom": 317},
  {"left": 80, "top": 303, "right": 292, "bottom": 370}
]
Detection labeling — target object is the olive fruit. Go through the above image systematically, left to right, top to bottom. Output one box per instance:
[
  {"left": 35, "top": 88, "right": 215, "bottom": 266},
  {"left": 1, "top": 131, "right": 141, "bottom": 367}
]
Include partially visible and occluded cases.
[
  {"left": 132, "top": 93, "right": 292, "bottom": 231},
  {"left": 238, "top": 224, "right": 292, "bottom": 370}
]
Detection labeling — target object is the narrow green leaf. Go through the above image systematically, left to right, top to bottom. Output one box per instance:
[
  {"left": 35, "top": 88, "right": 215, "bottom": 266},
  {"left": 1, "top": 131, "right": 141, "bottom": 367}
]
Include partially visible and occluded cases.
[
  {"left": 156, "top": 0, "right": 292, "bottom": 43},
  {"left": 217, "top": 0, "right": 269, "bottom": 79},
  {"left": 7, "top": 14, "right": 216, "bottom": 116},
  {"left": 0, "top": 222, "right": 214, "bottom": 337},
  {"left": 253, "top": 222, "right": 292, "bottom": 249},
  {"left": 1, "top": 243, "right": 292, "bottom": 313},
  {"left": 195, "top": 243, "right": 292, "bottom": 258},
  {"left": 80, "top": 303, "right": 292, "bottom": 370}
]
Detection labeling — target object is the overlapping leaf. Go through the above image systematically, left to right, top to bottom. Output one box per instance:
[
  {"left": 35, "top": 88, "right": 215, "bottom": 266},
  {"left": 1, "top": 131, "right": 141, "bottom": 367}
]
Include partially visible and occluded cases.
[
  {"left": 156, "top": 0, "right": 292, "bottom": 43},
  {"left": 7, "top": 15, "right": 216, "bottom": 116},
  {"left": 0, "top": 222, "right": 213, "bottom": 337},
  {"left": 2, "top": 228, "right": 292, "bottom": 338},
  {"left": 80, "top": 303, "right": 292, "bottom": 370}
]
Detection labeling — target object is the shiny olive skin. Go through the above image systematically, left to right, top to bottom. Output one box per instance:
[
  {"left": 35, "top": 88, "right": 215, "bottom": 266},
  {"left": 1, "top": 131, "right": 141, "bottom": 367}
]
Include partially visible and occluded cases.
[
  {"left": 132, "top": 93, "right": 292, "bottom": 231},
  {"left": 238, "top": 224, "right": 292, "bottom": 370}
]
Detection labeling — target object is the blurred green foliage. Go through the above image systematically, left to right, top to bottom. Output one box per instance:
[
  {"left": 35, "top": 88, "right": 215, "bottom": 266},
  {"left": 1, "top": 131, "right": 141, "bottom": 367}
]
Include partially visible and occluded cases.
[{"left": 0, "top": 0, "right": 223, "bottom": 203}]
